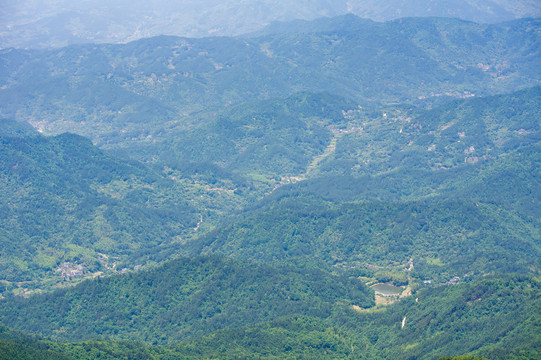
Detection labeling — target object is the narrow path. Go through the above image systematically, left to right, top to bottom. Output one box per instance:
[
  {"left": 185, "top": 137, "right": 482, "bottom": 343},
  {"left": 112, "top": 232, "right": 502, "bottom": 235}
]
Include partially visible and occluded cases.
[
  {"left": 270, "top": 132, "right": 341, "bottom": 193},
  {"left": 305, "top": 134, "right": 340, "bottom": 177},
  {"left": 193, "top": 214, "right": 203, "bottom": 231}
]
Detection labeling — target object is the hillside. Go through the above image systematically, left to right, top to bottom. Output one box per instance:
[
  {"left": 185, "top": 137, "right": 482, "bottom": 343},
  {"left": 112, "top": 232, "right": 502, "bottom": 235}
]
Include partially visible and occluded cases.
[
  {"left": 347, "top": 0, "right": 541, "bottom": 23},
  {"left": 0, "top": 11, "right": 539, "bottom": 359},
  {"left": 0, "top": 17, "right": 539, "bottom": 161},
  {"left": 0, "top": 84, "right": 538, "bottom": 294},
  {"left": 159, "top": 87, "right": 540, "bottom": 218},
  {"left": 258, "top": 87, "right": 541, "bottom": 215},
  {"left": 156, "top": 92, "right": 355, "bottom": 177},
  {"left": 0, "top": 124, "right": 198, "bottom": 291},
  {"left": 183, "top": 197, "right": 540, "bottom": 283},
  {"left": 0, "top": 256, "right": 373, "bottom": 344},
  {"left": 0, "top": 275, "right": 538, "bottom": 359},
  {"left": 176, "top": 275, "right": 541, "bottom": 360}
]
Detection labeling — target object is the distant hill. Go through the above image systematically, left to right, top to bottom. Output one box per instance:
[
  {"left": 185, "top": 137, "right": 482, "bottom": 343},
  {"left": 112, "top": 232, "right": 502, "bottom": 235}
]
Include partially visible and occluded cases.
[
  {"left": 347, "top": 0, "right": 541, "bottom": 24},
  {"left": 1, "top": 1, "right": 539, "bottom": 49},
  {"left": 0, "top": 17, "right": 539, "bottom": 163},
  {"left": 142, "top": 87, "right": 541, "bottom": 228},
  {"left": 163, "top": 87, "right": 540, "bottom": 204},
  {"left": 275, "top": 87, "right": 541, "bottom": 215},
  {"left": 158, "top": 92, "right": 356, "bottom": 177},
  {"left": 0, "top": 119, "right": 39, "bottom": 138},
  {"left": 268, "top": 145, "right": 541, "bottom": 218}
]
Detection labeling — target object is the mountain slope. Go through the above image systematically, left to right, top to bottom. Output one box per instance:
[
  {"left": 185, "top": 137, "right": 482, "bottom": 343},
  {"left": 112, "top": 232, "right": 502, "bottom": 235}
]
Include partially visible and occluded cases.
[
  {"left": 347, "top": 0, "right": 541, "bottom": 24},
  {"left": 1, "top": 17, "right": 539, "bottom": 159},
  {"left": 1, "top": 83, "right": 538, "bottom": 293},
  {"left": 162, "top": 87, "right": 540, "bottom": 217},
  {"left": 294, "top": 87, "right": 541, "bottom": 208},
  {"left": 0, "top": 125, "right": 197, "bottom": 289},
  {"left": 184, "top": 197, "right": 540, "bottom": 282},
  {"left": 0, "top": 256, "right": 373, "bottom": 344},
  {"left": 1, "top": 275, "right": 537, "bottom": 359},
  {"left": 173, "top": 276, "right": 540, "bottom": 359}
]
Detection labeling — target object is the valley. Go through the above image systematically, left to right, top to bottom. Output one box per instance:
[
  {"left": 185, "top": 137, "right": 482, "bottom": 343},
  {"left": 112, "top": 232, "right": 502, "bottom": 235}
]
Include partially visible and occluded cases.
[{"left": 0, "top": 11, "right": 539, "bottom": 360}]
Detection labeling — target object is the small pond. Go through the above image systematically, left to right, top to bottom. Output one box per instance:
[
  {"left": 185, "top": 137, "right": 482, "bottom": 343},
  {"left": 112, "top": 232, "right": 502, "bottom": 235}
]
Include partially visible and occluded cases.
[{"left": 372, "top": 283, "right": 402, "bottom": 296}]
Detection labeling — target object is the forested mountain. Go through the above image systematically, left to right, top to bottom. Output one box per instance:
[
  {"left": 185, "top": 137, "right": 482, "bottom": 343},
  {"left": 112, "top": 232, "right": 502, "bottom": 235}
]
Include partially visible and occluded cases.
[
  {"left": 2, "top": 0, "right": 539, "bottom": 49},
  {"left": 346, "top": 0, "right": 541, "bottom": 23},
  {"left": 0, "top": 12, "right": 539, "bottom": 360},
  {"left": 0, "top": 16, "right": 539, "bottom": 161},
  {"left": 1, "top": 85, "right": 538, "bottom": 292},
  {"left": 159, "top": 87, "right": 540, "bottom": 212},
  {"left": 0, "top": 119, "right": 39, "bottom": 138},
  {"left": 0, "top": 123, "right": 198, "bottom": 289},
  {"left": 185, "top": 198, "right": 540, "bottom": 282},
  {"left": 0, "top": 256, "right": 372, "bottom": 344},
  {"left": 0, "top": 275, "right": 538, "bottom": 359},
  {"left": 174, "top": 275, "right": 540, "bottom": 360}
]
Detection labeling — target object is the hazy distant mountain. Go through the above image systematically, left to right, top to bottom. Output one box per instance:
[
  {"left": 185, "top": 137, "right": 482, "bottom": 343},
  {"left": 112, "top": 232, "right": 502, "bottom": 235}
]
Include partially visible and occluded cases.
[
  {"left": 0, "top": 0, "right": 347, "bottom": 49},
  {"left": 1, "top": 0, "right": 540, "bottom": 49},
  {"left": 347, "top": 0, "right": 541, "bottom": 23},
  {"left": 1, "top": 17, "right": 539, "bottom": 153}
]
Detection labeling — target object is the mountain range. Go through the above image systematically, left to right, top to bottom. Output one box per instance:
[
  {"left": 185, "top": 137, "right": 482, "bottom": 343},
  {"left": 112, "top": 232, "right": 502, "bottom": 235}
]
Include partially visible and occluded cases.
[
  {"left": 1, "top": 0, "right": 540, "bottom": 49},
  {"left": 0, "top": 12, "right": 539, "bottom": 360},
  {"left": 1, "top": 16, "right": 539, "bottom": 162}
]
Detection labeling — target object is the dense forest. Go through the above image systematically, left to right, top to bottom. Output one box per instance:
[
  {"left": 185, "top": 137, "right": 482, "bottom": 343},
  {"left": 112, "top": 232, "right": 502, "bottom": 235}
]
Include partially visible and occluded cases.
[
  {"left": 0, "top": 11, "right": 540, "bottom": 360},
  {"left": 0, "top": 123, "right": 198, "bottom": 286},
  {"left": 184, "top": 198, "right": 540, "bottom": 282},
  {"left": 0, "top": 256, "right": 373, "bottom": 344},
  {"left": 0, "top": 275, "right": 538, "bottom": 359}
]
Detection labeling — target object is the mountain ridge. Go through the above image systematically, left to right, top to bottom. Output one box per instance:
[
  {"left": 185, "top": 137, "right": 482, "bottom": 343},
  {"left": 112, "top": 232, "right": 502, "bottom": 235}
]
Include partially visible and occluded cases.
[
  {"left": 2, "top": 1, "right": 540, "bottom": 49},
  {"left": 1, "top": 17, "right": 539, "bottom": 160}
]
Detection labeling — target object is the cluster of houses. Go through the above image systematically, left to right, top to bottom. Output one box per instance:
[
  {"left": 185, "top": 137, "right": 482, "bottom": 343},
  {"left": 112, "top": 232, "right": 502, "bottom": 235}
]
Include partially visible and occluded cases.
[
  {"left": 327, "top": 125, "right": 363, "bottom": 135},
  {"left": 403, "top": 258, "right": 414, "bottom": 272},
  {"left": 56, "top": 262, "right": 84, "bottom": 280},
  {"left": 57, "top": 262, "right": 144, "bottom": 280},
  {"left": 118, "top": 265, "right": 142, "bottom": 274}
]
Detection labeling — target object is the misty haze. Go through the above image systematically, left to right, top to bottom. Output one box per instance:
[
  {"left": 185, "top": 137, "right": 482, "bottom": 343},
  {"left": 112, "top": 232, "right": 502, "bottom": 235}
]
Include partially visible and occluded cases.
[{"left": 0, "top": 1, "right": 539, "bottom": 359}]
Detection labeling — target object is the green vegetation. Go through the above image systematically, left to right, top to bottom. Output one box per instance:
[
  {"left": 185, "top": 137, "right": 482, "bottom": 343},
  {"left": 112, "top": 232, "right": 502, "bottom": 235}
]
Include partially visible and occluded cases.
[
  {"left": 0, "top": 14, "right": 540, "bottom": 359},
  {"left": 1, "top": 17, "right": 539, "bottom": 164},
  {"left": 1, "top": 82, "right": 539, "bottom": 359},
  {"left": 3, "top": 84, "right": 538, "bottom": 289},
  {"left": 161, "top": 92, "right": 353, "bottom": 177},
  {"left": 0, "top": 119, "right": 39, "bottom": 138},
  {"left": 0, "top": 125, "right": 199, "bottom": 290},
  {"left": 185, "top": 197, "right": 540, "bottom": 282},
  {"left": 0, "top": 256, "right": 372, "bottom": 345},
  {"left": 0, "top": 275, "right": 538, "bottom": 359},
  {"left": 170, "top": 275, "right": 541, "bottom": 359},
  {"left": 0, "top": 324, "right": 159, "bottom": 360},
  {"left": 438, "top": 357, "right": 488, "bottom": 360}
]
